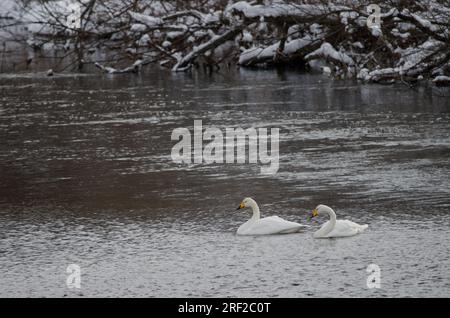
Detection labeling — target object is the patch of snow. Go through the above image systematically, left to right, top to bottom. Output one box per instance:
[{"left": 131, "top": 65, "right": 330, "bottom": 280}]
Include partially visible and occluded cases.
[
  {"left": 144, "top": 1, "right": 174, "bottom": 16},
  {"left": 227, "top": 1, "right": 349, "bottom": 19},
  {"left": 339, "top": 11, "right": 358, "bottom": 26},
  {"left": 129, "top": 12, "right": 163, "bottom": 27},
  {"left": 203, "top": 12, "right": 220, "bottom": 25},
  {"left": 411, "top": 12, "right": 438, "bottom": 32},
  {"left": 258, "top": 20, "right": 268, "bottom": 33},
  {"left": 130, "top": 24, "right": 147, "bottom": 33},
  {"left": 369, "top": 25, "right": 382, "bottom": 37},
  {"left": 391, "top": 28, "right": 410, "bottom": 39},
  {"left": 167, "top": 31, "right": 185, "bottom": 40},
  {"left": 241, "top": 31, "right": 253, "bottom": 43},
  {"left": 138, "top": 34, "right": 150, "bottom": 46},
  {"left": 238, "top": 36, "right": 312, "bottom": 65},
  {"left": 398, "top": 39, "right": 442, "bottom": 73},
  {"left": 305, "top": 42, "right": 354, "bottom": 66},
  {"left": 352, "top": 42, "right": 364, "bottom": 49},
  {"left": 322, "top": 66, "right": 332, "bottom": 76},
  {"left": 357, "top": 68, "right": 370, "bottom": 81},
  {"left": 432, "top": 75, "right": 450, "bottom": 83}
]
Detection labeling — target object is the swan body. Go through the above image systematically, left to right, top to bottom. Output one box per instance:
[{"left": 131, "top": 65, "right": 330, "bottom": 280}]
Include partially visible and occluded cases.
[
  {"left": 236, "top": 198, "right": 307, "bottom": 235},
  {"left": 311, "top": 205, "right": 368, "bottom": 238}
]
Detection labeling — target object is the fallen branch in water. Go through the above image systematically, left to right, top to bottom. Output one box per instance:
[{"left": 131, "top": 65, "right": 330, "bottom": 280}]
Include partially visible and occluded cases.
[{"left": 95, "top": 59, "right": 143, "bottom": 74}]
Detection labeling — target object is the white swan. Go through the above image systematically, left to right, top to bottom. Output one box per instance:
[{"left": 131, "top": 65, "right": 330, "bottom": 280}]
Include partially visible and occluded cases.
[
  {"left": 236, "top": 198, "right": 307, "bottom": 235},
  {"left": 310, "top": 204, "right": 368, "bottom": 238}
]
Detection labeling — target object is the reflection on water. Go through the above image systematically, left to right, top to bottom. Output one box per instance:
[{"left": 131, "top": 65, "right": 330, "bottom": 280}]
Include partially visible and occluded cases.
[{"left": 0, "top": 68, "right": 449, "bottom": 297}]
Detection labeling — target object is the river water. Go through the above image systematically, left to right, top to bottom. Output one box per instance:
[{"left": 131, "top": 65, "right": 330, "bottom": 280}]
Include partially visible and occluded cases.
[{"left": 0, "top": 68, "right": 449, "bottom": 297}]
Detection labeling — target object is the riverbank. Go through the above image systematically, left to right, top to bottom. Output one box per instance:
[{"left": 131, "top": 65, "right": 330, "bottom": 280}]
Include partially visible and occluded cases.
[{"left": 1, "top": 1, "right": 449, "bottom": 85}]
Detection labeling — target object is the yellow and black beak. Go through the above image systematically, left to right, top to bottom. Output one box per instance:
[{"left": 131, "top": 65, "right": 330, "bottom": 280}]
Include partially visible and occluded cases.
[
  {"left": 236, "top": 202, "right": 245, "bottom": 210},
  {"left": 307, "top": 208, "right": 318, "bottom": 220}
]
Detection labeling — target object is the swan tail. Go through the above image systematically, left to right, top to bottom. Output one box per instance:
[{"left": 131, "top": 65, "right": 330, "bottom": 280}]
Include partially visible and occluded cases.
[{"left": 359, "top": 224, "right": 368, "bottom": 232}]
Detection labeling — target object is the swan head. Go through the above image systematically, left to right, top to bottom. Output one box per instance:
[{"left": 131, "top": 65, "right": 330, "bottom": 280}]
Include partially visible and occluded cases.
[
  {"left": 236, "top": 197, "right": 256, "bottom": 210},
  {"left": 310, "top": 204, "right": 332, "bottom": 218}
]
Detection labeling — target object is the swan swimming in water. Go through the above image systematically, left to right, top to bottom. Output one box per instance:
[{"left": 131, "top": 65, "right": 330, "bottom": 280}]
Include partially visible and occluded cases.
[
  {"left": 236, "top": 198, "right": 307, "bottom": 235},
  {"left": 309, "top": 204, "right": 368, "bottom": 238}
]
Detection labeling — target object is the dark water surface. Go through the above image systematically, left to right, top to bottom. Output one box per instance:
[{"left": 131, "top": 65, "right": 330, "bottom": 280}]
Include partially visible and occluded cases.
[{"left": 0, "top": 69, "right": 449, "bottom": 297}]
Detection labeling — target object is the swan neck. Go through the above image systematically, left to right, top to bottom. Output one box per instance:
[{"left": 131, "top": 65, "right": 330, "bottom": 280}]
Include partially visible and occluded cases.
[
  {"left": 249, "top": 201, "right": 260, "bottom": 220},
  {"left": 321, "top": 207, "right": 337, "bottom": 235},
  {"left": 327, "top": 208, "right": 337, "bottom": 224}
]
